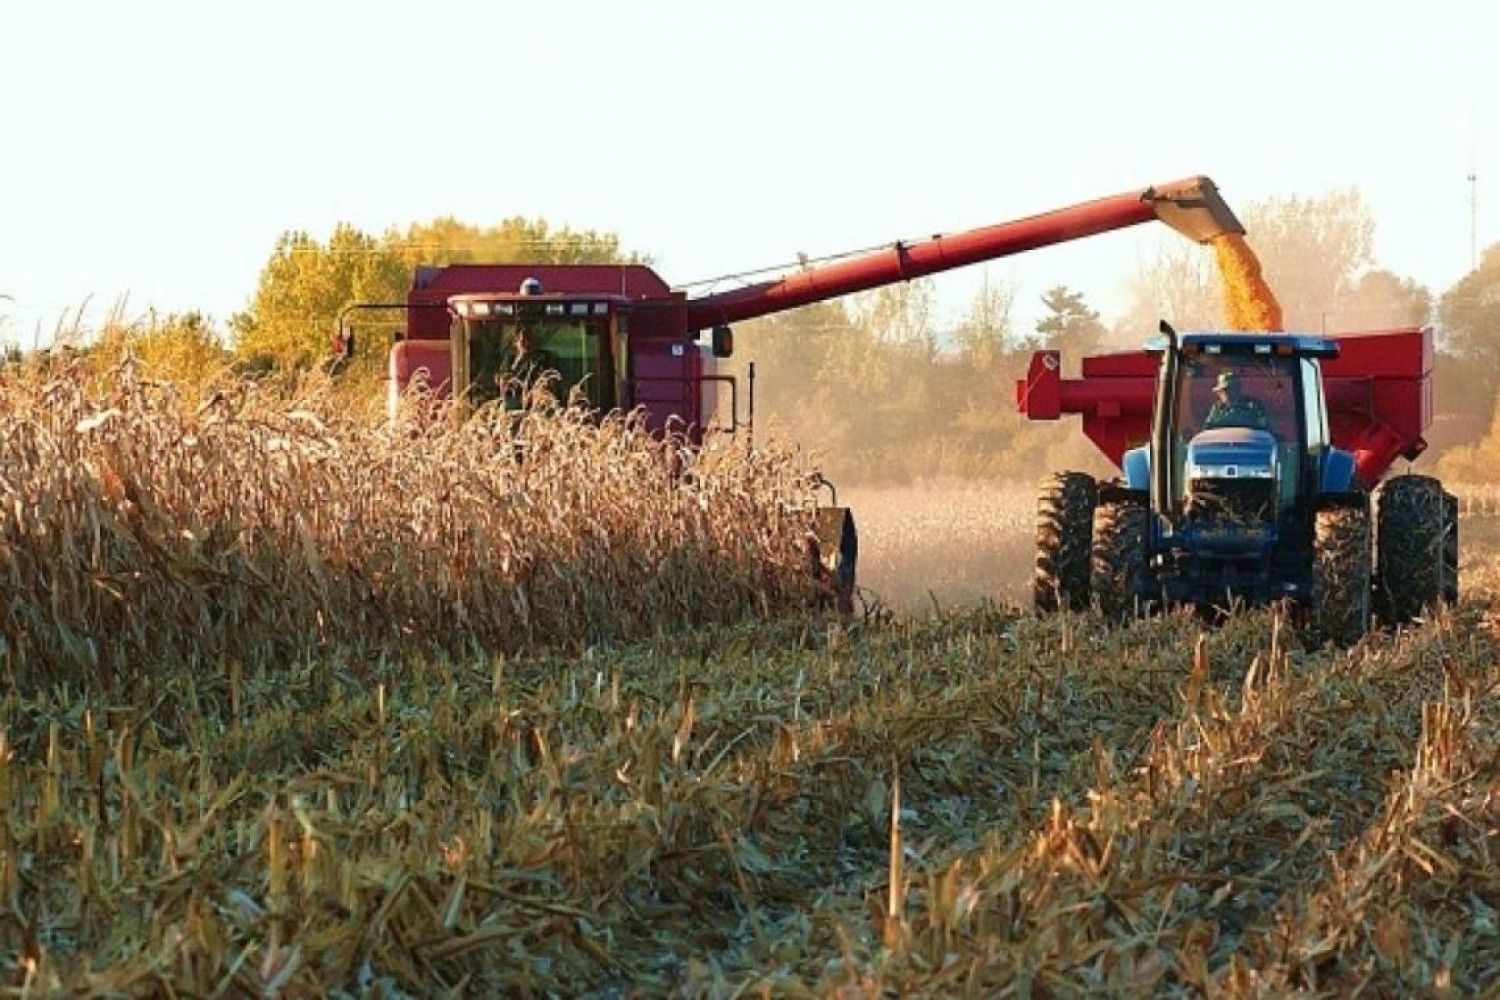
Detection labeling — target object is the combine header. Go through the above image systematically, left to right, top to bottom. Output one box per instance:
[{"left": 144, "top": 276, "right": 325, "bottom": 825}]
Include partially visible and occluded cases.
[
  {"left": 338, "top": 176, "right": 1251, "bottom": 612},
  {"left": 1018, "top": 322, "right": 1455, "bottom": 642}
]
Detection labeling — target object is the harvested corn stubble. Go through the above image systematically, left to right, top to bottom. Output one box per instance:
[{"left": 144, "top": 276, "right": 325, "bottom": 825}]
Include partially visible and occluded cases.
[
  {"left": 1, "top": 361, "right": 1498, "bottom": 995},
  {"left": 2, "top": 595, "right": 1498, "bottom": 992}
]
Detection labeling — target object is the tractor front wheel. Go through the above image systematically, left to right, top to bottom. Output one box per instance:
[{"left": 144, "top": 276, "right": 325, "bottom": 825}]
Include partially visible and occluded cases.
[
  {"left": 1034, "top": 472, "right": 1096, "bottom": 613},
  {"left": 1373, "top": 475, "right": 1458, "bottom": 624},
  {"left": 1091, "top": 497, "right": 1149, "bottom": 621},
  {"left": 1309, "top": 502, "right": 1372, "bottom": 647}
]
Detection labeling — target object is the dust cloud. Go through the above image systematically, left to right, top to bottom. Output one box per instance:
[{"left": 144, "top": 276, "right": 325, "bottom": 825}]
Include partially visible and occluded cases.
[{"left": 841, "top": 481, "right": 1038, "bottom": 614}]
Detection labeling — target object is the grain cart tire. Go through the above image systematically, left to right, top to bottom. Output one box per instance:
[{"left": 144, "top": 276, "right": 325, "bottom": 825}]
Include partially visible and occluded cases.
[
  {"left": 1034, "top": 472, "right": 1097, "bottom": 613},
  {"left": 1373, "top": 475, "right": 1459, "bottom": 624},
  {"left": 1091, "top": 497, "right": 1149, "bottom": 621},
  {"left": 1309, "top": 502, "right": 1372, "bottom": 647}
]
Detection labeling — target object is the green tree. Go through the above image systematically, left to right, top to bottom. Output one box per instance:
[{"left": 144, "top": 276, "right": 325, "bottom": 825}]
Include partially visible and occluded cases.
[
  {"left": 1121, "top": 188, "right": 1427, "bottom": 337},
  {"left": 388, "top": 216, "right": 631, "bottom": 270},
  {"left": 232, "top": 224, "right": 405, "bottom": 369},
  {"left": 1117, "top": 239, "right": 1219, "bottom": 344},
  {"left": 1433, "top": 242, "right": 1500, "bottom": 448},
  {"left": 1437, "top": 243, "right": 1500, "bottom": 376},
  {"left": 1333, "top": 269, "right": 1431, "bottom": 330},
  {"left": 952, "top": 272, "right": 1018, "bottom": 369},
  {"left": 852, "top": 280, "right": 938, "bottom": 357},
  {"left": 1032, "top": 285, "right": 1105, "bottom": 363},
  {"left": 731, "top": 299, "right": 856, "bottom": 435},
  {"left": 130, "top": 312, "right": 229, "bottom": 375}
]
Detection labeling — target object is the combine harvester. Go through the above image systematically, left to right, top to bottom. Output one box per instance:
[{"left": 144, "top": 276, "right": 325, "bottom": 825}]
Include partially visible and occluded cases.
[
  {"left": 337, "top": 176, "right": 1300, "bottom": 613},
  {"left": 1017, "top": 312, "right": 1456, "bottom": 643}
]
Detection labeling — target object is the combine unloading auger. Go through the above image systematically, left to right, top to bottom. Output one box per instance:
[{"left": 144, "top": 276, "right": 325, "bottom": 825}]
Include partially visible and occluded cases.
[{"left": 684, "top": 177, "right": 1244, "bottom": 329}]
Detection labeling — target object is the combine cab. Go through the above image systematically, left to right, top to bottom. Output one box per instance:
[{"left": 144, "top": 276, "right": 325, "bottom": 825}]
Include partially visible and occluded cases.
[
  {"left": 338, "top": 175, "right": 1258, "bottom": 615},
  {"left": 1018, "top": 323, "right": 1457, "bottom": 643}
]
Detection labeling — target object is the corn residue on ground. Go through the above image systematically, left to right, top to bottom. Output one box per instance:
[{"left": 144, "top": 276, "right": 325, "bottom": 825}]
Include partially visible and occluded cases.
[
  {"left": 4, "top": 364, "right": 1500, "bottom": 993},
  {"left": 4, "top": 593, "right": 1500, "bottom": 992}
]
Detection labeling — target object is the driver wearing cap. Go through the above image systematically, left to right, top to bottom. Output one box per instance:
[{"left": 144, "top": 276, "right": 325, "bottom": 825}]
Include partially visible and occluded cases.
[{"left": 1204, "top": 370, "right": 1272, "bottom": 431}]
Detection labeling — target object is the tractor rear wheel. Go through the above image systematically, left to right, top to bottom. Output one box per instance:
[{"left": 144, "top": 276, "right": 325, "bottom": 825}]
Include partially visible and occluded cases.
[
  {"left": 1034, "top": 472, "right": 1096, "bottom": 613},
  {"left": 1373, "top": 475, "right": 1459, "bottom": 624},
  {"left": 1091, "top": 497, "right": 1149, "bottom": 620},
  {"left": 1309, "top": 502, "right": 1372, "bottom": 647}
]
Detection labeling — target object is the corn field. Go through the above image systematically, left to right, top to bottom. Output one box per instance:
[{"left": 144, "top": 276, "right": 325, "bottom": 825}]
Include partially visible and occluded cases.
[
  {"left": 0, "top": 361, "right": 820, "bottom": 690},
  {"left": 3, "top": 364, "right": 1500, "bottom": 993},
  {"left": 1454, "top": 484, "right": 1500, "bottom": 518}
]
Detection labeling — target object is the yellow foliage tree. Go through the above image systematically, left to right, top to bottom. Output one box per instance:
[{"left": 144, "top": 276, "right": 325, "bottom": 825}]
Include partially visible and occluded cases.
[{"left": 232, "top": 218, "right": 635, "bottom": 371}]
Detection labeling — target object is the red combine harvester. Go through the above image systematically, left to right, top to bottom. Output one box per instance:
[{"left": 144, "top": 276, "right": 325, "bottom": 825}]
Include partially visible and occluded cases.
[
  {"left": 339, "top": 177, "right": 1253, "bottom": 611},
  {"left": 1017, "top": 320, "right": 1456, "bottom": 642}
]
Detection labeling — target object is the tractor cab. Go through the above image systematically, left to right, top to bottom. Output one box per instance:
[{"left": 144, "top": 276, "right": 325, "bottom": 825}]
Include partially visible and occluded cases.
[
  {"left": 1113, "top": 330, "right": 1353, "bottom": 606},
  {"left": 1144, "top": 333, "right": 1341, "bottom": 531}
]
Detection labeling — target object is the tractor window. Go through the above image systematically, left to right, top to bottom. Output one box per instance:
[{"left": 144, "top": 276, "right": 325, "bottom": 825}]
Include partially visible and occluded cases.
[
  {"left": 465, "top": 318, "right": 610, "bottom": 409},
  {"left": 1175, "top": 354, "right": 1299, "bottom": 441},
  {"left": 1301, "top": 358, "right": 1328, "bottom": 451}
]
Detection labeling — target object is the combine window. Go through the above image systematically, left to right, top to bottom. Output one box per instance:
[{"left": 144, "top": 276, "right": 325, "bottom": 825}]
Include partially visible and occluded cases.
[{"left": 463, "top": 318, "right": 611, "bottom": 409}]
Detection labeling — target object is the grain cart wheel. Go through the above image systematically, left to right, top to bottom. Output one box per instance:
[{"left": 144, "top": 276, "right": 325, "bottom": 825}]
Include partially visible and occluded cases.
[
  {"left": 1034, "top": 472, "right": 1097, "bottom": 613},
  {"left": 1373, "top": 475, "right": 1459, "bottom": 624},
  {"left": 1091, "top": 496, "right": 1149, "bottom": 621},
  {"left": 1309, "top": 502, "right": 1372, "bottom": 647}
]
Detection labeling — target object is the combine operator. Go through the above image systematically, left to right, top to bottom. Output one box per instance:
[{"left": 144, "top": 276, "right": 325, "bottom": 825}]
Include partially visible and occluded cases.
[{"left": 500, "top": 323, "right": 561, "bottom": 409}]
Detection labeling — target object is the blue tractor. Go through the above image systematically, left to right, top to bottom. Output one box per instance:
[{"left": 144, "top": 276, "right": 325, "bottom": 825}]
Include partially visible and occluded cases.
[{"left": 1021, "top": 322, "right": 1458, "bottom": 644}]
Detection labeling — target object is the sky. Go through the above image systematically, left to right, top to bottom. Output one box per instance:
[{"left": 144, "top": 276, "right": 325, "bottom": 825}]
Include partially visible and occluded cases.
[{"left": 1, "top": 0, "right": 1495, "bottom": 346}]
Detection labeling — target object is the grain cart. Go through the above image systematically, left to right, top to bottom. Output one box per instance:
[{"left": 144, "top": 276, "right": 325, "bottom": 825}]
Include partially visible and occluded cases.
[
  {"left": 337, "top": 177, "right": 1250, "bottom": 612},
  {"left": 1017, "top": 321, "right": 1456, "bottom": 642}
]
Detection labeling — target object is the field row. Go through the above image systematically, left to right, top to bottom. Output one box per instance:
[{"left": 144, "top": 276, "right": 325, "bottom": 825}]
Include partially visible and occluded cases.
[{"left": 3, "top": 597, "right": 1497, "bottom": 992}]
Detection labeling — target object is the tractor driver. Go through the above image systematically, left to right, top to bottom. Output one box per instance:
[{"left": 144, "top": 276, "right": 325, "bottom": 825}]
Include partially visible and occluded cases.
[{"left": 1204, "top": 370, "right": 1272, "bottom": 431}]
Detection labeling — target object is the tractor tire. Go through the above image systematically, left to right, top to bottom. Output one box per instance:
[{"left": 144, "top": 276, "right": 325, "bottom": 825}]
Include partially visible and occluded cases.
[
  {"left": 1034, "top": 472, "right": 1097, "bottom": 613},
  {"left": 1373, "top": 475, "right": 1459, "bottom": 624},
  {"left": 1091, "top": 497, "right": 1149, "bottom": 621},
  {"left": 1309, "top": 502, "right": 1372, "bottom": 647}
]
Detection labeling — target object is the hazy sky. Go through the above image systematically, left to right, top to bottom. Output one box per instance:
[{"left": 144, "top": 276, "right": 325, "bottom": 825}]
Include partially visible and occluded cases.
[{"left": 1, "top": 0, "right": 1494, "bottom": 343}]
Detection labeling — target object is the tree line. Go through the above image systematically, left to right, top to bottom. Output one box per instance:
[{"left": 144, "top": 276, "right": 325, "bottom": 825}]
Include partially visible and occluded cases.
[
  {"left": 736, "top": 190, "right": 1499, "bottom": 484},
  {"left": 23, "top": 192, "right": 1500, "bottom": 484}
]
